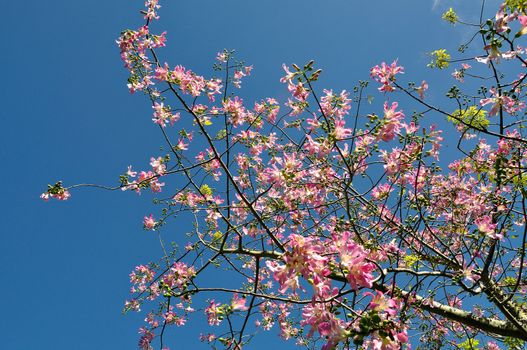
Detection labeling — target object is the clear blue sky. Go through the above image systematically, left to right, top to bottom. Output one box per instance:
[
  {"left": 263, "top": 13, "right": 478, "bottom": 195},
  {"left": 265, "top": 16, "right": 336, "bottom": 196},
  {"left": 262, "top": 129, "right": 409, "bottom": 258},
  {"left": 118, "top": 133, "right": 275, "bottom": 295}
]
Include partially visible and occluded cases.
[{"left": 1, "top": 1, "right": 500, "bottom": 349}]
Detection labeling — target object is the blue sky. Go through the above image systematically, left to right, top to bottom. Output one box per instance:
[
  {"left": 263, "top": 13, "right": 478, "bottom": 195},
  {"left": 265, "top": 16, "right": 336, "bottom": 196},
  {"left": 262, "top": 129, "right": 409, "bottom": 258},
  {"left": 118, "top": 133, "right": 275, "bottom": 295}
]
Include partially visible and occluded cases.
[{"left": 1, "top": 1, "right": 502, "bottom": 349}]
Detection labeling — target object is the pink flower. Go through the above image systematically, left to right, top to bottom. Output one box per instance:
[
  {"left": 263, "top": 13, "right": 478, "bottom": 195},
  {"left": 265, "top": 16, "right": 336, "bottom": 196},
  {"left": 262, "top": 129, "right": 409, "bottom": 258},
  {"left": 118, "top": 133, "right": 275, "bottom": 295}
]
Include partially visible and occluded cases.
[
  {"left": 144, "top": 0, "right": 161, "bottom": 20},
  {"left": 494, "top": 4, "right": 517, "bottom": 33},
  {"left": 518, "top": 16, "right": 527, "bottom": 36},
  {"left": 216, "top": 52, "right": 228, "bottom": 62},
  {"left": 475, "top": 56, "right": 490, "bottom": 65},
  {"left": 370, "top": 60, "right": 404, "bottom": 92},
  {"left": 280, "top": 64, "right": 296, "bottom": 83},
  {"left": 452, "top": 69, "right": 464, "bottom": 83},
  {"left": 206, "top": 78, "right": 222, "bottom": 101},
  {"left": 287, "top": 80, "right": 309, "bottom": 101},
  {"left": 415, "top": 80, "right": 428, "bottom": 99},
  {"left": 480, "top": 88, "right": 526, "bottom": 116},
  {"left": 320, "top": 89, "right": 351, "bottom": 118},
  {"left": 223, "top": 96, "right": 247, "bottom": 126},
  {"left": 378, "top": 101, "right": 405, "bottom": 142},
  {"left": 152, "top": 102, "right": 180, "bottom": 127},
  {"left": 333, "top": 118, "right": 352, "bottom": 140},
  {"left": 404, "top": 121, "right": 418, "bottom": 134},
  {"left": 175, "top": 139, "right": 188, "bottom": 151},
  {"left": 150, "top": 156, "right": 166, "bottom": 175},
  {"left": 127, "top": 165, "right": 137, "bottom": 177},
  {"left": 40, "top": 183, "right": 71, "bottom": 201},
  {"left": 371, "top": 183, "right": 392, "bottom": 200},
  {"left": 143, "top": 214, "right": 157, "bottom": 230},
  {"left": 475, "top": 215, "right": 500, "bottom": 239},
  {"left": 334, "top": 232, "right": 376, "bottom": 290},
  {"left": 266, "top": 234, "right": 329, "bottom": 294},
  {"left": 130, "top": 265, "right": 156, "bottom": 292},
  {"left": 462, "top": 265, "right": 480, "bottom": 283},
  {"left": 365, "top": 291, "right": 399, "bottom": 317},
  {"left": 231, "top": 293, "right": 248, "bottom": 311},
  {"left": 124, "top": 299, "right": 141, "bottom": 312},
  {"left": 205, "top": 300, "right": 223, "bottom": 326},
  {"left": 301, "top": 302, "right": 347, "bottom": 347},
  {"left": 138, "top": 328, "right": 155, "bottom": 350},
  {"left": 396, "top": 331, "right": 408, "bottom": 343},
  {"left": 200, "top": 333, "right": 216, "bottom": 343},
  {"left": 486, "top": 341, "right": 500, "bottom": 350}
]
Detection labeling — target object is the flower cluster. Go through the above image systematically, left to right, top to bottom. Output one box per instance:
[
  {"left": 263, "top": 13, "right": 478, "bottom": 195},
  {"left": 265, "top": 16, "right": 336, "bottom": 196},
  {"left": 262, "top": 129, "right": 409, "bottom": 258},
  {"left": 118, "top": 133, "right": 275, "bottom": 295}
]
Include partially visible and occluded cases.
[
  {"left": 42, "top": 1, "right": 527, "bottom": 349},
  {"left": 370, "top": 60, "right": 404, "bottom": 92},
  {"left": 480, "top": 87, "right": 526, "bottom": 116},
  {"left": 152, "top": 102, "right": 180, "bottom": 127},
  {"left": 120, "top": 163, "right": 166, "bottom": 194},
  {"left": 40, "top": 181, "right": 70, "bottom": 201},
  {"left": 266, "top": 234, "right": 330, "bottom": 294}
]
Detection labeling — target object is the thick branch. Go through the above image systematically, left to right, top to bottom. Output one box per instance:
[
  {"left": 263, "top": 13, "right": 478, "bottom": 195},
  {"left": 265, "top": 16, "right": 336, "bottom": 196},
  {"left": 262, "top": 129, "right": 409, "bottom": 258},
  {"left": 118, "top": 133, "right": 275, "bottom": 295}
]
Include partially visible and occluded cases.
[
  {"left": 219, "top": 248, "right": 527, "bottom": 340},
  {"left": 341, "top": 271, "right": 527, "bottom": 340},
  {"left": 413, "top": 293, "right": 527, "bottom": 341}
]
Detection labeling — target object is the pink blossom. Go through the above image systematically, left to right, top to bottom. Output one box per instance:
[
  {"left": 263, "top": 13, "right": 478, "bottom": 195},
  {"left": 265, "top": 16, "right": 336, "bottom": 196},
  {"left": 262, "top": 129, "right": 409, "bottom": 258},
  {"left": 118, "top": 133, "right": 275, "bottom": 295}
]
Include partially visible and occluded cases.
[
  {"left": 144, "top": 0, "right": 161, "bottom": 20},
  {"left": 494, "top": 4, "right": 517, "bottom": 33},
  {"left": 216, "top": 51, "right": 228, "bottom": 62},
  {"left": 476, "top": 56, "right": 490, "bottom": 65},
  {"left": 370, "top": 60, "right": 404, "bottom": 92},
  {"left": 154, "top": 63, "right": 170, "bottom": 81},
  {"left": 280, "top": 64, "right": 296, "bottom": 83},
  {"left": 168, "top": 65, "right": 207, "bottom": 97},
  {"left": 232, "top": 66, "right": 252, "bottom": 88},
  {"left": 452, "top": 69, "right": 464, "bottom": 83},
  {"left": 206, "top": 78, "right": 222, "bottom": 101},
  {"left": 287, "top": 80, "right": 309, "bottom": 101},
  {"left": 415, "top": 80, "right": 428, "bottom": 99},
  {"left": 480, "top": 88, "right": 526, "bottom": 116},
  {"left": 320, "top": 89, "right": 351, "bottom": 118},
  {"left": 223, "top": 96, "right": 247, "bottom": 126},
  {"left": 254, "top": 98, "right": 280, "bottom": 124},
  {"left": 378, "top": 101, "right": 405, "bottom": 142},
  {"left": 152, "top": 102, "right": 180, "bottom": 127},
  {"left": 332, "top": 118, "right": 352, "bottom": 140},
  {"left": 404, "top": 121, "right": 418, "bottom": 134},
  {"left": 175, "top": 139, "right": 188, "bottom": 151},
  {"left": 150, "top": 156, "right": 166, "bottom": 175},
  {"left": 127, "top": 165, "right": 137, "bottom": 177},
  {"left": 136, "top": 171, "right": 165, "bottom": 193},
  {"left": 371, "top": 183, "right": 392, "bottom": 200},
  {"left": 40, "top": 187, "right": 71, "bottom": 201},
  {"left": 143, "top": 214, "right": 157, "bottom": 230},
  {"left": 475, "top": 215, "right": 500, "bottom": 239},
  {"left": 333, "top": 231, "right": 376, "bottom": 290},
  {"left": 266, "top": 234, "right": 329, "bottom": 294},
  {"left": 162, "top": 262, "right": 195, "bottom": 290},
  {"left": 462, "top": 265, "right": 480, "bottom": 283},
  {"left": 365, "top": 291, "right": 399, "bottom": 317},
  {"left": 231, "top": 293, "right": 248, "bottom": 311},
  {"left": 124, "top": 299, "right": 141, "bottom": 312},
  {"left": 205, "top": 300, "right": 223, "bottom": 326},
  {"left": 301, "top": 302, "right": 348, "bottom": 347},
  {"left": 163, "top": 306, "right": 186, "bottom": 326},
  {"left": 138, "top": 328, "right": 155, "bottom": 350},
  {"left": 200, "top": 333, "right": 216, "bottom": 343},
  {"left": 486, "top": 341, "right": 500, "bottom": 350}
]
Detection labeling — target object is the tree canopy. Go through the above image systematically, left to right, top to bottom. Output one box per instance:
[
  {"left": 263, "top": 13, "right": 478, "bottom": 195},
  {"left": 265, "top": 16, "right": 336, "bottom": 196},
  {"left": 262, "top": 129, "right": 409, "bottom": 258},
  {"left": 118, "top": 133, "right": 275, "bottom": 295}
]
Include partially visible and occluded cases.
[{"left": 42, "top": 1, "right": 527, "bottom": 349}]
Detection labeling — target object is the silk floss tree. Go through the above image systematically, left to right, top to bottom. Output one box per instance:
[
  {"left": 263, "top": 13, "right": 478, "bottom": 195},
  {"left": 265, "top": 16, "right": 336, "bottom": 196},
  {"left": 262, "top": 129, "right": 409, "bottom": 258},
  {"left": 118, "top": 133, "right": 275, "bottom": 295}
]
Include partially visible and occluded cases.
[{"left": 42, "top": 1, "right": 527, "bottom": 349}]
